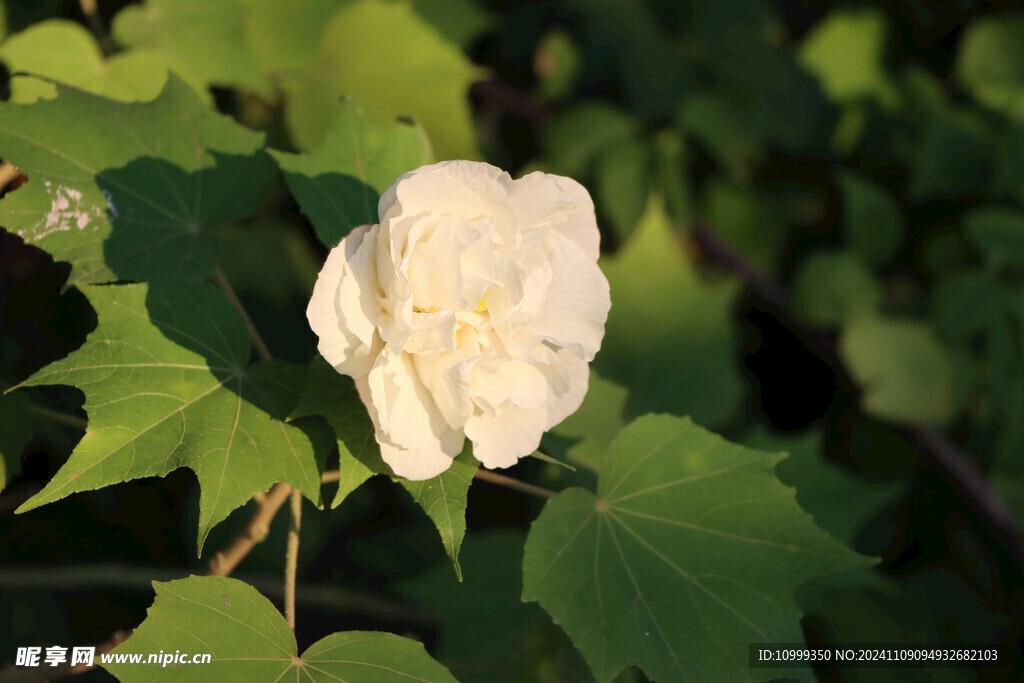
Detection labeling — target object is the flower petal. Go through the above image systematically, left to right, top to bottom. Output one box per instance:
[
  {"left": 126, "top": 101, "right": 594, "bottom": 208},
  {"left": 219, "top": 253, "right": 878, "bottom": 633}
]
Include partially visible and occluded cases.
[
  {"left": 509, "top": 171, "right": 600, "bottom": 261},
  {"left": 307, "top": 224, "right": 382, "bottom": 377},
  {"left": 527, "top": 231, "right": 611, "bottom": 361},
  {"left": 362, "top": 352, "right": 464, "bottom": 480},
  {"left": 466, "top": 404, "right": 548, "bottom": 469}
]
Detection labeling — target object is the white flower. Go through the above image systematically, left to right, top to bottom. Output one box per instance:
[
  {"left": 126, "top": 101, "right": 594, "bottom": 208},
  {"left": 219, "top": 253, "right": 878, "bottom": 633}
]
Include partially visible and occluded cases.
[{"left": 307, "top": 160, "right": 611, "bottom": 480}]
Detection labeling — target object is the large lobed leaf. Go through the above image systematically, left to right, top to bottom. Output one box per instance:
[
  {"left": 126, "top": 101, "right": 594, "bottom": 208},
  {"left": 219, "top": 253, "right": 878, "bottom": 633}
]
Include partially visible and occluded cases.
[
  {"left": 0, "top": 75, "right": 276, "bottom": 284},
  {"left": 16, "top": 283, "right": 325, "bottom": 554},
  {"left": 293, "top": 357, "right": 475, "bottom": 579},
  {"left": 523, "top": 414, "right": 870, "bottom": 682},
  {"left": 105, "top": 575, "right": 458, "bottom": 682}
]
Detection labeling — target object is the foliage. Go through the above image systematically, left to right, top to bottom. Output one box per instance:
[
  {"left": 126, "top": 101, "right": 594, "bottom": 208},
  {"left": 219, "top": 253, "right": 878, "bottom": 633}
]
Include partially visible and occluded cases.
[{"left": 1, "top": 1, "right": 1022, "bottom": 682}]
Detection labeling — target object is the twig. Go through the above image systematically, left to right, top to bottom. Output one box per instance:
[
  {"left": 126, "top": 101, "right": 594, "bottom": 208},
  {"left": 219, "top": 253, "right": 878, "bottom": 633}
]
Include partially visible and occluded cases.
[
  {"left": 77, "top": 0, "right": 115, "bottom": 56},
  {"left": 691, "top": 219, "right": 1024, "bottom": 570},
  {"left": 689, "top": 221, "right": 787, "bottom": 309},
  {"left": 211, "top": 268, "right": 273, "bottom": 361},
  {"left": 27, "top": 403, "right": 87, "bottom": 431},
  {"left": 322, "top": 467, "right": 559, "bottom": 500},
  {"left": 472, "top": 468, "right": 556, "bottom": 499},
  {"left": 208, "top": 482, "right": 293, "bottom": 576},
  {"left": 284, "top": 489, "right": 302, "bottom": 631}
]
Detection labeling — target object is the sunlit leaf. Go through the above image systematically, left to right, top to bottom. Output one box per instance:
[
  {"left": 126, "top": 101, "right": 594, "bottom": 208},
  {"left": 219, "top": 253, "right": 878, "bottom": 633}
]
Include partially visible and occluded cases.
[
  {"left": 112, "top": 0, "right": 270, "bottom": 97},
  {"left": 285, "top": 0, "right": 480, "bottom": 160},
  {"left": 798, "top": 7, "right": 899, "bottom": 108},
  {"left": 954, "top": 13, "right": 1024, "bottom": 122},
  {"left": 0, "top": 20, "right": 186, "bottom": 103},
  {"left": 0, "top": 76, "right": 276, "bottom": 284},
  {"left": 272, "top": 101, "right": 432, "bottom": 246},
  {"left": 597, "top": 195, "right": 743, "bottom": 427},
  {"left": 16, "top": 283, "right": 325, "bottom": 554},
  {"left": 839, "top": 315, "right": 957, "bottom": 424},
  {"left": 293, "top": 357, "right": 475, "bottom": 577},
  {"left": 523, "top": 414, "right": 869, "bottom": 682},
  {"left": 105, "top": 575, "right": 458, "bottom": 682}
]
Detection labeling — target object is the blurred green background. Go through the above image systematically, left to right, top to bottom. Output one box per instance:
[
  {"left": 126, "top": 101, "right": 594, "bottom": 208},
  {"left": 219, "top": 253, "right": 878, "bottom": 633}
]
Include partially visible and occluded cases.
[{"left": 1, "top": 0, "right": 1023, "bottom": 680}]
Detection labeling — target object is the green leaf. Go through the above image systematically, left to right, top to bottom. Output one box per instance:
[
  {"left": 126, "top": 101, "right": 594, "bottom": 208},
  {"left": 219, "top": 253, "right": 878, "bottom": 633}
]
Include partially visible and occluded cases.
[
  {"left": 112, "top": 0, "right": 270, "bottom": 97},
  {"left": 239, "top": 0, "right": 345, "bottom": 77},
  {"left": 285, "top": 0, "right": 480, "bottom": 160},
  {"left": 408, "top": 0, "right": 493, "bottom": 49},
  {"left": 561, "top": 0, "right": 687, "bottom": 116},
  {"left": 797, "top": 7, "right": 899, "bottom": 108},
  {"left": 694, "top": 10, "right": 828, "bottom": 150},
  {"left": 954, "top": 13, "right": 1024, "bottom": 122},
  {"left": 0, "top": 20, "right": 185, "bottom": 103},
  {"left": 899, "top": 68, "right": 993, "bottom": 201},
  {"left": 0, "top": 76, "right": 276, "bottom": 284},
  {"left": 677, "top": 94, "right": 764, "bottom": 179},
  {"left": 272, "top": 101, "right": 433, "bottom": 247},
  {"left": 541, "top": 102, "right": 638, "bottom": 179},
  {"left": 593, "top": 140, "right": 650, "bottom": 245},
  {"left": 836, "top": 169, "right": 903, "bottom": 266},
  {"left": 700, "top": 178, "right": 789, "bottom": 276},
  {"left": 597, "top": 195, "right": 743, "bottom": 427},
  {"left": 962, "top": 206, "right": 1024, "bottom": 270},
  {"left": 790, "top": 250, "right": 882, "bottom": 330},
  {"left": 16, "top": 283, "right": 324, "bottom": 554},
  {"left": 839, "top": 315, "right": 957, "bottom": 424},
  {"left": 294, "top": 357, "right": 475, "bottom": 577},
  {"left": 0, "top": 389, "right": 31, "bottom": 492},
  {"left": 522, "top": 414, "right": 869, "bottom": 683},
  {"left": 745, "top": 425, "right": 903, "bottom": 551},
  {"left": 400, "top": 530, "right": 546, "bottom": 683},
  {"left": 798, "top": 568, "right": 1014, "bottom": 683},
  {"left": 105, "top": 575, "right": 458, "bottom": 682}
]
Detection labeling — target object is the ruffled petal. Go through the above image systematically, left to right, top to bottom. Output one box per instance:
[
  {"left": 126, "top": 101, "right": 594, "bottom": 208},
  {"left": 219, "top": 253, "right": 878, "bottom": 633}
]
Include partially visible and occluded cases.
[
  {"left": 508, "top": 171, "right": 600, "bottom": 261},
  {"left": 307, "top": 224, "right": 382, "bottom": 377},
  {"left": 526, "top": 231, "right": 611, "bottom": 361},
  {"left": 362, "top": 352, "right": 464, "bottom": 480},
  {"left": 466, "top": 403, "right": 548, "bottom": 469}
]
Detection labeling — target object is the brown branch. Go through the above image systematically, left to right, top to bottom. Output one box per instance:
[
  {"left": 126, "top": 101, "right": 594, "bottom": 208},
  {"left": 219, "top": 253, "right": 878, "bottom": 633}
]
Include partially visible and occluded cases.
[
  {"left": 77, "top": 0, "right": 115, "bottom": 57},
  {"left": 211, "top": 268, "right": 273, "bottom": 361},
  {"left": 323, "top": 467, "right": 559, "bottom": 500},
  {"left": 472, "top": 468, "right": 557, "bottom": 500},
  {"left": 208, "top": 482, "right": 293, "bottom": 576},
  {"left": 284, "top": 489, "right": 302, "bottom": 631}
]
